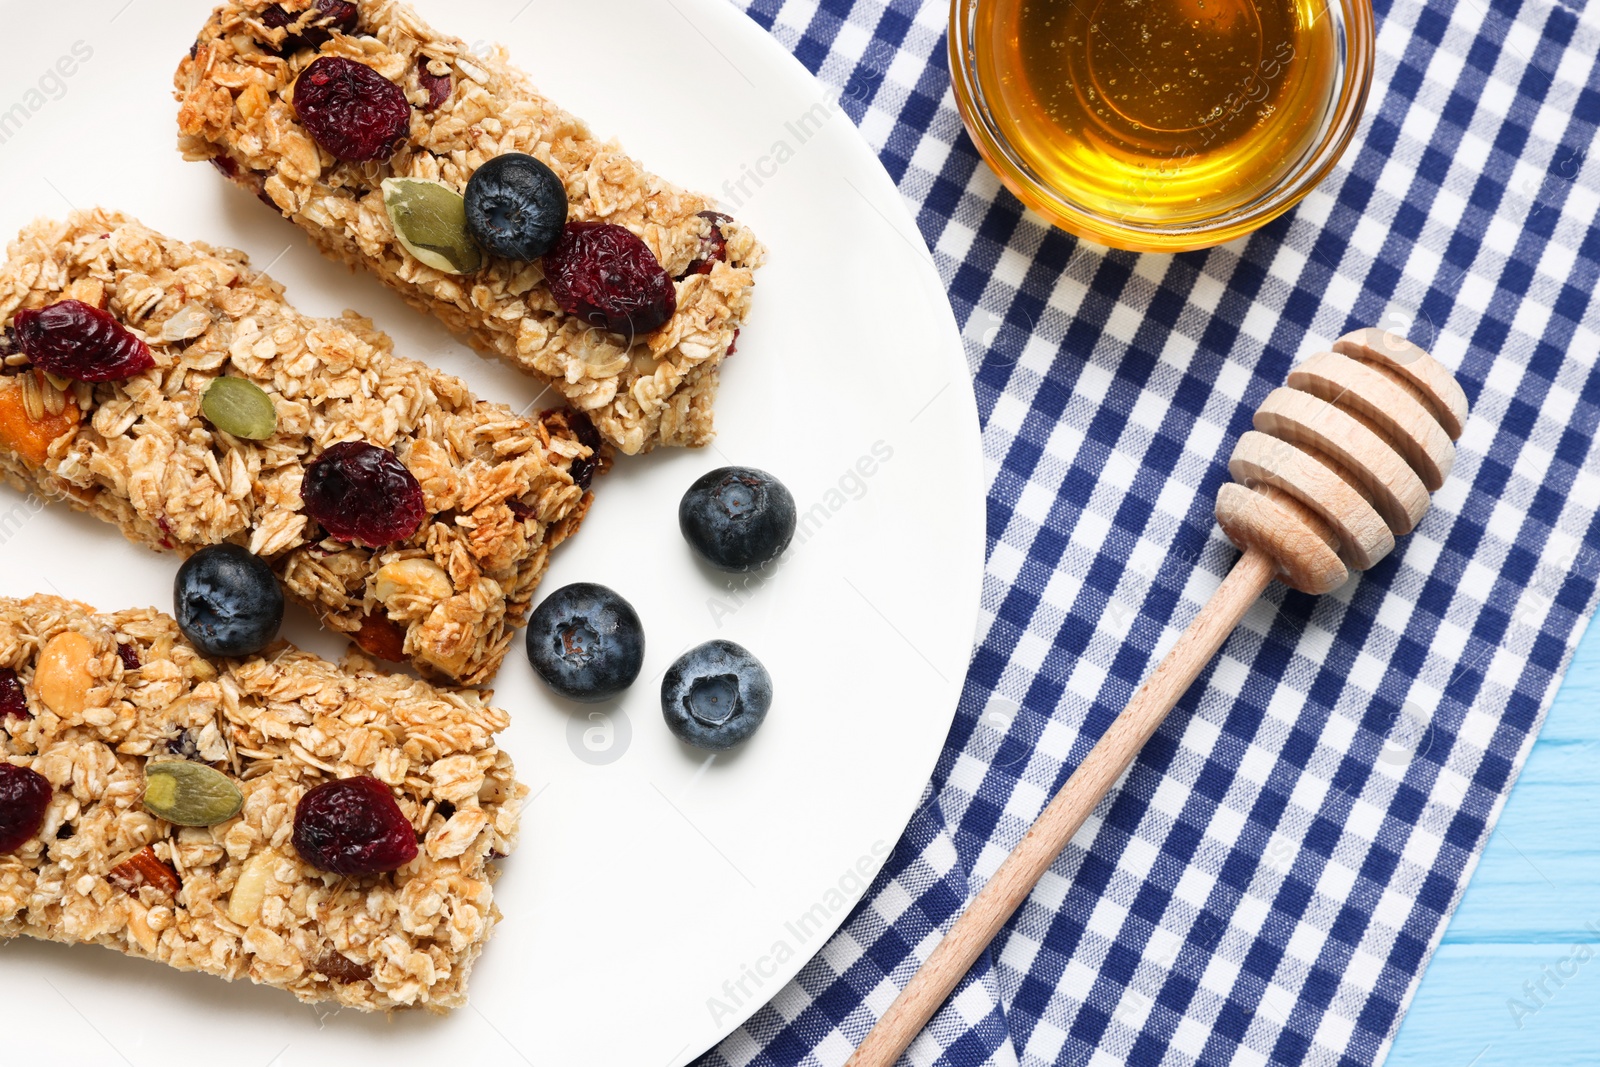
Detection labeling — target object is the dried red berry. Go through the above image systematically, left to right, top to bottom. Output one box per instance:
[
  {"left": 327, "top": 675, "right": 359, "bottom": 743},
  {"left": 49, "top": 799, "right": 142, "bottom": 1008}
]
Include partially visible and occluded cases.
[
  {"left": 262, "top": 0, "right": 358, "bottom": 52},
  {"left": 292, "top": 56, "right": 410, "bottom": 162},
  {"left": 416, "top": 56, "right": 451, "bottom": 112},
  {"left": 679, "top": 211, "right": 732, "bottom": 278},
  {"left": 544, "top": 223, "right": 677, "bottom": 337},
  {"left": 14, "top": 300, "right": 154, "bottom": 383},
  {"left": 566, "top": 410, "right": 602, "bottom": 491},
  {"left": 301, "top": 442, "right": 426, "bottom": 546},
  {"left": 117, "top": 644, "right": 140, "bottom": 672},
  {"left": 0, "top": 669, "right": 27, "bottom": 720},
  {"left": 0, "top": 763, "right": 51, "bottom": 853},
  {"left": 293, "top": 776, "right": 418, "bottom": 875}
]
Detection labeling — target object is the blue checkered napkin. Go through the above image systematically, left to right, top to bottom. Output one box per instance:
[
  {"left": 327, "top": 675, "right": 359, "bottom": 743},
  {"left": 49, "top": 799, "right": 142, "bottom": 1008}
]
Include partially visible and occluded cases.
[{"left": 702, "top": 0, "right": 1600, "bottom": 1064}]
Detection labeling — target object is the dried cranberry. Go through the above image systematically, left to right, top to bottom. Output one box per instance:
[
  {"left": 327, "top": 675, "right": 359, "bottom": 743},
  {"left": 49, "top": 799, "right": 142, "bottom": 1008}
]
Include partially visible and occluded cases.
[
  {"left": 262, "top": 0, "right": 358, "bottom": 52},
  {"left": 292, "top": 56, "right": 410, "bottom": 163},
  {"left": 416, "top": 57, "right": 451, "bottom": 112},
  {"left": 209, "top": 154, "right": 240, "bottom": 180},
  {"left": 679, "top": 211, "right": 732, "bottom": 278},
  {"left": 544, "top": 223, "right": 677, "bottom": 337},
  {"left": 14, "top": 300, "right": 154, "bottom": 383},
  {"left": 727, "top": 328, "right": 741, "bottom": 357},
  {"left": 569, "top": 409, "right": 602, "bottom": 453},
  {"left": 566, "top": 410, "right": 602, "bottom": 490},
  {"left": 301, "top": 442, "right": 426, "bottom": 546},
  {"left": 570, "top": 456, "right": 595, "bottom": 491},
  {"left": 506, "top": 500, "right": 535, "bottom": 523},
  {"left": 117, "top": 644, "right": 140, "bottom": 671},
  {"left": 0, "top": 669, "right": 27, "bottom": 720},
  {"left": 0, "top": 763, "right": 51, "bottom": 853},
  {"left": 293, "top": 776, "right": 418, "bottom": 875}
]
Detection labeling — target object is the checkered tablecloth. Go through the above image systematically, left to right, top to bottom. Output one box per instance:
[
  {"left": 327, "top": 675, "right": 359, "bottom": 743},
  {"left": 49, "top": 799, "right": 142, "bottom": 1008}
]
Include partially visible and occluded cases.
[{"left": 699, "top": 0, "right": 1600, "bottom": 1064}]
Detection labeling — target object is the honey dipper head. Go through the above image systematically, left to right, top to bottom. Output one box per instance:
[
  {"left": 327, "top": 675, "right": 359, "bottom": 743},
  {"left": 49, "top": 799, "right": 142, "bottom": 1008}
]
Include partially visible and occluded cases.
[{"left": 1215, "top": 329, "right": 1469, "bottom": 594}]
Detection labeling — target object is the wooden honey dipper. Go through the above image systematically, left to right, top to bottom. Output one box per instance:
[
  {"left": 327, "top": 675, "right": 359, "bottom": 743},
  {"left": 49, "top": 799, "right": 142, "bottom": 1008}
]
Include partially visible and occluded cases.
[{"left": 847, "top": 329, "right": 1469, "bottom": 1066}]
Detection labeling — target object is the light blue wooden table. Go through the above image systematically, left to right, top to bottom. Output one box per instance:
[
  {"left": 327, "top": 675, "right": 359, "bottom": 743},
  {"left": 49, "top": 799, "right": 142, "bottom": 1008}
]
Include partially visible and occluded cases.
[{"left": 1388, "top": 614, "right": 1600, "bottom": 1066}]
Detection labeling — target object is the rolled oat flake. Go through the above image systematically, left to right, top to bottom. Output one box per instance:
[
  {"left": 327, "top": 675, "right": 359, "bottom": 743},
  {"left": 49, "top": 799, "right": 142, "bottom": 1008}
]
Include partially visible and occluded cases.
[
  {"left": 382, "top": 177, "right": 484, "bottom": 274},
  {"left": 143, "top": 759, "right": 244, "bottom": 826}
]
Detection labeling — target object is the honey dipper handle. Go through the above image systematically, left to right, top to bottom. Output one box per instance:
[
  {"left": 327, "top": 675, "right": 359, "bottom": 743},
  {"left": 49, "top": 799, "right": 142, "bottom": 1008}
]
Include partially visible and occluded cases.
[{"left": 847, "top": 548, "right": 1278, "bottom": 1067}]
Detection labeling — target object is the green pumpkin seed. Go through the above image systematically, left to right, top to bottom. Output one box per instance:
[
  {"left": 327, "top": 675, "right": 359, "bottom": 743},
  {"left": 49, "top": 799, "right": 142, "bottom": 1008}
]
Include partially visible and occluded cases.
[
  {"left": 382, "top": 177, "right": 483, "bottom": 275},
  {"left": 202, "top": 377, "right": 278, "bottom": 440},
  {"left": 143, "top": 760, "right": 244, "bottom": 826}
]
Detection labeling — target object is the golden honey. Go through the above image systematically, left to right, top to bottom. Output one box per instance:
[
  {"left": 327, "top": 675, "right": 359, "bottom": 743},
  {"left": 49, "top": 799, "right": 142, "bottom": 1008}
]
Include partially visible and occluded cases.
[{"left": 973, "top": 0, "right": 1339, "bottom": 228}]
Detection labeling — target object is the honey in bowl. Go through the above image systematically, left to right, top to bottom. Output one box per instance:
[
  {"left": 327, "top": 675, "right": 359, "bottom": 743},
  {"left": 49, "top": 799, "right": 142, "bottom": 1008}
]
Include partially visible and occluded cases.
[{"left": 975, "top": 0, "right": 1339, "bottom": 227}]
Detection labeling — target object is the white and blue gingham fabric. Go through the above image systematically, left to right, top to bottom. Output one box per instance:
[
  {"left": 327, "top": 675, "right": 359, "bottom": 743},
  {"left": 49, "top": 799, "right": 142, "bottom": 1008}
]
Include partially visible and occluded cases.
[{"left": 701, "top": 0, "right": 1600, "bottom": 1064}]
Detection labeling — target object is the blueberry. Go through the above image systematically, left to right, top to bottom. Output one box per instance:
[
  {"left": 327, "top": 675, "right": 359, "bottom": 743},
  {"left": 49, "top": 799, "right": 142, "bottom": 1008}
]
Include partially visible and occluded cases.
[
  {"left": 464, "top": 153, "right": 569, "bottom": 261},
  {"left": 678, "top": 467, "right": 797, "bottom": 571},
  {"left": 174, "top": 543, "right": 284, "bottom": 657},
  {"left": 526, "top": 583, "right": 644, "bottom": 702},
  {"left": 660, "top": 640, "right": 771, "bottom": 750}
]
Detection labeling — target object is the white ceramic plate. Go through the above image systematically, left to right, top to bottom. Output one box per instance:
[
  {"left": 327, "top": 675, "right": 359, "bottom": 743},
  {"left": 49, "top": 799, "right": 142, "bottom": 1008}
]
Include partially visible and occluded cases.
[{"left": 0, "top": 0, "right": 982, "bottom": 1062}]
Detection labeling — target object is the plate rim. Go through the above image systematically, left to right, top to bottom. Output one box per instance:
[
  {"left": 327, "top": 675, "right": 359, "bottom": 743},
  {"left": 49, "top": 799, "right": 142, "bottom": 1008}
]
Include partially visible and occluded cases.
[
  {"left": 0, "top": 0, "right": 987, "bottom": 1060},
  {"left": 671, "top": 0, "right": 985, "bottom": 1057}
]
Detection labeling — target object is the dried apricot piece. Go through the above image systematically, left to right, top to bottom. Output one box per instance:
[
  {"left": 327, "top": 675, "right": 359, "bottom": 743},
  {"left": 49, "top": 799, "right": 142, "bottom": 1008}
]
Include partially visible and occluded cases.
[{"left": 0, "top": 373, "right": 80, "bottom": 465}]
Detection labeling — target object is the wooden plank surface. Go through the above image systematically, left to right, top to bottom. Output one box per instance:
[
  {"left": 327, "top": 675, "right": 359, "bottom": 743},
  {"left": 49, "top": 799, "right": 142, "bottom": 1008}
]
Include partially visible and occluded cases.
[{"left": 1388, "top": 615, "right": 1600, "bottom": 1066}]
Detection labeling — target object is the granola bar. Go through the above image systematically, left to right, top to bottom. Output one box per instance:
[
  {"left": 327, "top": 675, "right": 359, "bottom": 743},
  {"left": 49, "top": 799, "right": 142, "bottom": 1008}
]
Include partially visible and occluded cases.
[
  {"left": 175, "top": 0, "right": 766, "bottom": 456},
  {"left": 0, "top": 210, "right": 596, "bottom": 686},
  {"left": 0, "top": 593, "right": 527, "bottom": 1012}
]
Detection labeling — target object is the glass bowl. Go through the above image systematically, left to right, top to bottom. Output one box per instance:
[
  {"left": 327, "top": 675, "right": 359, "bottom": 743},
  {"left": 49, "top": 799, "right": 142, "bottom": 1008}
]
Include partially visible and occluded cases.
[{"left": 948, "top": 0, "right": 1375, "bottom": 253}]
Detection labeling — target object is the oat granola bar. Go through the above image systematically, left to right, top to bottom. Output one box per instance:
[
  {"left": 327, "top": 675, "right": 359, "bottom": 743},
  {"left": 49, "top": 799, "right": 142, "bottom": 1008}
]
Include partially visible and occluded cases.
[
  {"left": 175, "top": 0, "right": 765, "bottom": 456},
  {"left": 0, "top": 210, "right": 596, "bottom": 686},
  {"left": 0, "top": 593, "right": 527, "bottom": 1011}
]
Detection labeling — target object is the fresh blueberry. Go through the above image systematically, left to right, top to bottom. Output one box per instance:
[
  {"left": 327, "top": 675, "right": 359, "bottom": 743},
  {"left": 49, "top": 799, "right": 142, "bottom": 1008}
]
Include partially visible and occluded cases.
[
  {"left": 464, "top": 153, "right": 569, "bottom": 261},
  {"left": 678, "top": 467, "right": 796, "bottom": 572},
  {"left": 174, "top": 543, "right": 285, "bottom": 657},
  {"left": 527, "top": 583, "right": 644, "bottom": 702},
  {"left": 660, "top": 640, "right": 772, "bottom": 750}
]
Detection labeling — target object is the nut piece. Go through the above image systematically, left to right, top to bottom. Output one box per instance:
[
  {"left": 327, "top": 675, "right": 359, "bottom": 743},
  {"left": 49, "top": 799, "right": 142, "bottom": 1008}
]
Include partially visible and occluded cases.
[
  {"left": 373, "top": 557, "right": 453, "bottom": 608},
  {"left": 35, "top": 631, "right": 95, "bottom": 716},
  {"left": 143, "top": 760, "right": 245, "bottom": 826},
  {"left": 108, "top": 845, "right": 181, "bottom": 898},
  {"left": 227, "top": 849, "right": 277, "bottom": 926},
  {"left": 312, "top": 950, "right": 373, "bottom": 984}
]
